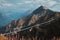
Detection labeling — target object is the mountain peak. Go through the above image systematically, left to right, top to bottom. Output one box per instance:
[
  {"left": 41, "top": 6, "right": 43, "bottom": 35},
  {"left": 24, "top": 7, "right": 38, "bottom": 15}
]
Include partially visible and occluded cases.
[
  {"left": 32, "top": 6, "right": 49, "bottom": 14},
  {"left": 40, "top": 6, "right": 48, "bottom": 10}
]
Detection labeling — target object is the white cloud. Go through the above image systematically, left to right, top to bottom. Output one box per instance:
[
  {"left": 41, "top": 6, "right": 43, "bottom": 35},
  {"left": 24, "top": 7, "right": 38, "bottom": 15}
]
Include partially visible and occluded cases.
[
  {"left": 0, "top": 0, "right": 60, "bottom": 12},
  {"left": 0, "top": 0, "right": 15, "bottom": 7},
  {"left": 24, "top": 1, "right": 33, "bottom": 4},
  {"left": 47, "top": 1, "right": 57, "bottom": 6},
  {"left": 16, "top": 2, "right": 23, "bottom": 5},
  {"left": 2, "top": 3, "right": 14, "bottom": 7}
]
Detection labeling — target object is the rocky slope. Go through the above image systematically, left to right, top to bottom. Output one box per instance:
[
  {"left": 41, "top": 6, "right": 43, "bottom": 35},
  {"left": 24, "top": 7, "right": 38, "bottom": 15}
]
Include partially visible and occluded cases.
[{"left": 0, "top": 6, "right": 60, "bottom": 40}]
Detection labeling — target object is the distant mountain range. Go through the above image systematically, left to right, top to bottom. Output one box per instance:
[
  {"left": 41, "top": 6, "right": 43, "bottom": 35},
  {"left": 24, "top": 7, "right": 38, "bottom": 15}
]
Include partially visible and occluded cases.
[
  {"left": 0, "top": 6, "right": 60, "bottom": 40},
  {"left": 0, "top": 9, "right": 33, "bottom": 27}
]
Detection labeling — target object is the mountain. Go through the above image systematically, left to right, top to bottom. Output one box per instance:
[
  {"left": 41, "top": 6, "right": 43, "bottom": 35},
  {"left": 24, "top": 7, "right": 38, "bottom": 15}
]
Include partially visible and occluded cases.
[
  {"left": 0, "top": 6, "right": 60, "bottom": 40},
  {"left": 0, "top": 9, "right": 33, "bottom": 27},
  {"left": 0, "top": 13, "right": 9, "bottom": 27}
]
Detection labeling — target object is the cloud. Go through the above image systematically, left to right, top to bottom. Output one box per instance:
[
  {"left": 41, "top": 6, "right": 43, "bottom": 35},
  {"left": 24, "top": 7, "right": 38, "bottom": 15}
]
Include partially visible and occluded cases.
[
  {"left": 0, "top": 0, "right": 7, "bottom": 3},
  {"left": 0, "top": 0, "right": 60, "bottom": 12},
  {"left": 0, "top": 0, "right": 15, "bottom": 7},
  {"left": 35, "top": 0, "right": 60, "bottom": 9},
  {"left": 24, "top": 1, "right": 33, "bottom": 4},
  {"left": 47, "top": 1, "right": 57, "bottom": 7},
  {"left": 16, "top": 2, "right": 23, "bottom": 5},
  {"left": 2, "top": 3, "right": 14, "bottom": 7},
  {"left": 0, "top": 5, "right": 2, "bottom": 7}
]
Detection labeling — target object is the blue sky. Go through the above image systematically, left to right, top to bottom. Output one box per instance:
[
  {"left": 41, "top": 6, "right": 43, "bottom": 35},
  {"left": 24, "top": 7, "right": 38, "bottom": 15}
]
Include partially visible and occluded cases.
[{"left": 0, "top": 0, "right": 60, "bottom": 27}]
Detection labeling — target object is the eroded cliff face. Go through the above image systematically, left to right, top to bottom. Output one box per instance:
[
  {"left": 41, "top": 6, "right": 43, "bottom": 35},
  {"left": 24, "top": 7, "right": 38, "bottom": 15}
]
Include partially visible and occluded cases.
[{"left": 0, "top": 6, "right": 60, "bottom": 40}]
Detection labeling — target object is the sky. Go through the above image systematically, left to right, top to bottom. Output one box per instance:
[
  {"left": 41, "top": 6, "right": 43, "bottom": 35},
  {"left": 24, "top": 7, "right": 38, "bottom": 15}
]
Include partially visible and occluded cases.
[{"left": 0, "top": 0, "right": 60, "bottom": 27}]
